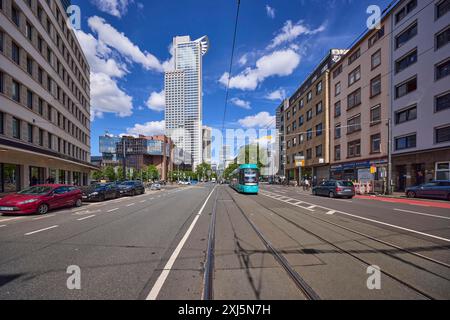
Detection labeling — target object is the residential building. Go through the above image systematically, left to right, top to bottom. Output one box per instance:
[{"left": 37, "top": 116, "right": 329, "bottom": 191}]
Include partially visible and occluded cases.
[
  {"left": 0, "top": 0, "right": 94, "bottom": 194},
  {"left": 390, "top": 0, "right": 450, "bottom": 190},
  {"left": 330, "top": 15, "right": 392, "bottom": 189},
  {"left": 165, "top": 35, "right": 209, "bottom": 170},
  {"left": 285, "top": 49, "right": 346, "bottom": 184},
  {"left": 276, "top": 99, "right": 287, "bottom": 178},
  {"left": 202, "top": 125, "right": 212, "bottom": 164},
  {"left": 98, "top": 135, "right": 174, "bottom": 181}
]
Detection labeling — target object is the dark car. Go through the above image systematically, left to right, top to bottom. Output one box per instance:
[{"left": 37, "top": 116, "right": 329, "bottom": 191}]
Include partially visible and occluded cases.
[
  {"left": 313, "top": 180, "right": 355, "bottom": 199},
  {"left": 117, "top": 181, "right": 145, "bottom": 197},
  {"left": 406, "top": 181, "right": 450, "bottom": 201},
  {"left": 82, "top": 183, "right": 120, "bottom": 202},
  {"left": 0, "top": 185, "right": 82, "bottom": 215}
]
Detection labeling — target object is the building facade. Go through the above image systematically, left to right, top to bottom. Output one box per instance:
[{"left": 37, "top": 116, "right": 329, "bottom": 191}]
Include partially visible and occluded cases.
[
  {"left": 0, "top": 0, "right": 94, "bottom": 195},
  {"left": 391, "top": 0, "right": 450, "bottom": 190},
  {"left": 329, "top": 16, "right": 392, "bottom": 191},
  {"left": 165, "top": 35, "right": 209, "bottom": 170},
  {"left": 285, "top": 50, "right": 346, "bottom": 184},
  {"left": 275, "top": 99, "right": 287, "bottom": 178},
  {"left": 202, "top": 125, "right": 212, "bottom": 164},
  {"left": 99, "top": 135, "right": 174, "bottom": 181}
]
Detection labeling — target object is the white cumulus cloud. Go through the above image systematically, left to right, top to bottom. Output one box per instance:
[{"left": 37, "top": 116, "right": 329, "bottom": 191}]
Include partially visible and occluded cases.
[
  {"left": 90, "top": 0, "right": 133, "bottom": 18},
  {"left": 266, "top": 5, "right": 275, "bottom": 19},
  {"left": 267, "top": 20, "right": 326, "bottom": 49},
  {"left": 220, "top": 49, "right": 301, "bottom": 91},
  {"left": 266, "top": 89, "right": 286, "bottom": 101},
  {"left": 146, "top": 90, "right": 166, "bottom": 112},
  {"left": 231, "top": 98, "right": 251, "bottom": 110},
  {"left": 238, "top": 112, "right": 276, "bottom": 129},
  {"left": 126, "top": 120, "right": 166, "bottom": 136}
]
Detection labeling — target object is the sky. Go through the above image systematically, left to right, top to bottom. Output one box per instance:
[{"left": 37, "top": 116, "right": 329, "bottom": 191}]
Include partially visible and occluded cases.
[{"left": 72, "top": 0, "right": 393, "bottom": 156}]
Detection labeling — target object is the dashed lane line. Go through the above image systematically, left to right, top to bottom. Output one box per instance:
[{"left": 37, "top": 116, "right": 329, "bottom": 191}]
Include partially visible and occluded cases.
[
  {"left": 107, "top": 208, "right": 119, "bottom": 213},
  {"left": 77, "top": 215, "right": 96, "bottom": 221},
  {"left": 25, "top": 225, "right": 59, "bottom": 236}
]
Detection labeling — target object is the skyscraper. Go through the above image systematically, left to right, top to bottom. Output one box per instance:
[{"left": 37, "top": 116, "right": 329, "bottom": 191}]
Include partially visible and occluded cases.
[{"left": 165, "top": 35, "right": 209, "bottom": 170}]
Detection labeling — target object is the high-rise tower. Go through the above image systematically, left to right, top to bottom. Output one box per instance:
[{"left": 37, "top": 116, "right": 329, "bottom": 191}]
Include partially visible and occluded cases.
[{"left": 165, "top": 35, "right": 209, "bottom": 170}]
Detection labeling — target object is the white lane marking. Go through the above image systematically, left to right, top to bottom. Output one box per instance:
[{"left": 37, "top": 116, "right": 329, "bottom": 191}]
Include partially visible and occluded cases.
[
  {"left": 147, "top": 186, "right": 217, "bottom": 300},
  {"left": 263, "top": 191, "right": 450, "bottom": 243},
  {"left": 140, "top": 200, "right": 147, "bottom": 203},
  {"left": 294, "top": 202, "right": 304, "bottom": 205},
  {"left": 126, "top": 203, "right": 136, "bottom": 207},
  {"left": 308, "top": 205, "right": 317, "bottom": 210},
  {"left": 107, "top": 208, "right": 119, "bottom": 213},
  {"left": 394, "top": 209, "right": 450, "bottom": 220},
  {"left": 73, "top": 210, "right": 101, "bottom": 216},
  {"left": 326, "top": 211, "right": 336, "bottom": 215},
  {"left": 32, "top": 214, "right": 56, "bottom": 221},
  {"left": 77, "top": 215, "right": 96, "bottom": 221},
  {"left": 0, "top": 217, "right": 25, "bottom": 223},
  {"left": 0, "top": 225, "right": 6, "bottom": 228},
  {"left": 25, "top": 225, "right": 59, "bottom": 236}
]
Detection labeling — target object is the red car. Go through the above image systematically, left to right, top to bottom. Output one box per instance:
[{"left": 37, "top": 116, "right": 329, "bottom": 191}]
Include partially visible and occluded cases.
[{"left": 0, "top": 185, "right": 83, "bottom": 215}]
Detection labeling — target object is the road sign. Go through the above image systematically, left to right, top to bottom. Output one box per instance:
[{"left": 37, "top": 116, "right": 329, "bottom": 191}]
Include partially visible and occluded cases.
[{"left": 370, "top": 166, "right": 377, "bottom": 174}]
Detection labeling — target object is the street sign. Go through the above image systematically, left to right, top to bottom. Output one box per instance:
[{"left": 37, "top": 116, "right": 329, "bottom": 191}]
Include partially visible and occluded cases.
[{"left": 370, "top": 166, "right": 377, "bottom": 174}]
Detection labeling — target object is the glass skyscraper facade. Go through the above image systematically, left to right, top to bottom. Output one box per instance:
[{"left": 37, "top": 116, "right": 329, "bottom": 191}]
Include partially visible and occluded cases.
[{"left": 165, "top": 36, "right": 209, "bottom": 169}]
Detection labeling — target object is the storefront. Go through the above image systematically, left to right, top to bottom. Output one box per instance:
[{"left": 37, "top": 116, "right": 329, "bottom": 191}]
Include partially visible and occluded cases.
[
  {"left": 330, "top": 159, "right": 388, "bottom": 182},
  {"left": 0, "top": 163, "right": 21, "bottom": 194}
]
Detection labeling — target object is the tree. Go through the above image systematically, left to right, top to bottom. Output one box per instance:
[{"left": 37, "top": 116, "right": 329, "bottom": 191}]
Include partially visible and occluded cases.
[
  {"left": 195, "top": 163, "right": 212, "bottom": 181},
  {"left": 223, "top": 163, "right": 239, "bottom": 180},
  {"left": 147, "top": 165, "right": 159, "bottom": 181},
  {"left": 103, "top": 166, "right": 116, "bottom": 182},
  {"left": 117, "top": 167, "right": 125, "bottom": 181},
  {"left": 92, "top": 170, "right": 103, "bottom": 181}
]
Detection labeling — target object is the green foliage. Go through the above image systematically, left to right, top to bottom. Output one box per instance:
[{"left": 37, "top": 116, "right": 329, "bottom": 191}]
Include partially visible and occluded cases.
[
  {"left": 195, "top": 163, "right": 212, "bottom": 180},
  {"left": 223, "top": 163, "right": 239, "bottom": 180},
  {"left": 146, "top": 165, "right": 160, "bottom": 180},
  {"left": 103, "top": 166, "right": 116, "bottom": 182},
  {"left": 117, "top": 167, "right": 125, "bottom": 181}
]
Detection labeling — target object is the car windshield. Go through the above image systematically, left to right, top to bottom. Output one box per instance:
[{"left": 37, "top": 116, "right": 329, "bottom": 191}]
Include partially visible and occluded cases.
[
  {"left": 338, "top": 181, "right": 354, "bottom": 187},
  {"left": 121, "top": 182, "right": 135, "bottom": 186},
  {"left": 17, "top": 186, "right": 53, "bottom": 195}
]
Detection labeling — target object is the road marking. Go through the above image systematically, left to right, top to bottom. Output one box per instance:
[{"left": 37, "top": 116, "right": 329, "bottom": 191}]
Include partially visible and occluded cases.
[
  {"left": 147, "top": 186, "right": 217, "bottom": 300},
  {"left": 263, "top": 191, "right": 450, "bottom": 243},
  {"left": 140, "top": 200, "right": 147, "bottom": 203},
  {"left": 294, "top": 202, "right": 304, "bottom": 205},
  {"left": 126, "top": 203, "right": 136, "bottom": 207},
  {"left": 308, "top": 205, "right": 317, "bottom": 210},
  {"left": 107, "top": 208, "right": 119, "bottom": 213},
  {"left": 394, "top": 209, "right": 450, "bottom": 220},
  {"left": 73, "top": 210, "right": 101, "bottom": 216},
  {"left": 326, "top": 211, "right": 336, "bottom": 215},
  {"left": 33, "top": 214, "right": 56, "bottom": 220},
  {"left": 77, "top": 215, "right": 96, "bottom": 221},
  {"left": 0, "top": 217, "right": 25, "bottom": 223},
  {"left": 0, "top": 225, "right": 6, "bottom": 228},
  {"left": 25, "top": 225, "right": 58, "bottom": 236}
]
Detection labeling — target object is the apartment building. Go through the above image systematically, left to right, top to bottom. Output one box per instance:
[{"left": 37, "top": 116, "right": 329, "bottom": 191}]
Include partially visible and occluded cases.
[
  {"left": 0, "top": 0, "right": 94, "bottom": 194},
  {"left": 390, "top": 0, "right": 450, "bottom": 190},
  {"left": 329, "top": 15, "right": 392, "bottom": 188},
  {"left": 284, "top": 50, "right": 346, "bottom": 184},
  {"left": 275, "top": 99, "right": 287, "bottom": 178}
]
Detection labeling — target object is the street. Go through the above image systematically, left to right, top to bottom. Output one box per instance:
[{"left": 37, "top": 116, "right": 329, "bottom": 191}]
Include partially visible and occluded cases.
[{"left": 0, "top": 184, "right": 449, "bottom": 300}]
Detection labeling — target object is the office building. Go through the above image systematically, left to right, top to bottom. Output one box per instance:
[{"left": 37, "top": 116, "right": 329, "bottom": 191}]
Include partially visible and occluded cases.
[
  {"left": 0, "top": 0, "right": 94, "bottom": 194},
  {"left": 202, "top": 125, "right": 212, "bottom": 164}
]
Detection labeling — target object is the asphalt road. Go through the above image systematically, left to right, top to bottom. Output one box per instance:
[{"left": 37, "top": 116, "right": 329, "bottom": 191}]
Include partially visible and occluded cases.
[{"left": 0, "top": 183, "right": 449, "bottom": 300}]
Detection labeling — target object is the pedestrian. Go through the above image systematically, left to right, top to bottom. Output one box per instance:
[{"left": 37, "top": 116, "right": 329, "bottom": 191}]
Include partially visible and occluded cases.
[{"left": 304, "top": 178, "right": 310, "bottom": 191}]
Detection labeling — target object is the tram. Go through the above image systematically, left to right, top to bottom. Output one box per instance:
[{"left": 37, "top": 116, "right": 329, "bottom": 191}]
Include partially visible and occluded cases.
[{"left": 230, "top": 164, "right": 259, "bottom": 194}]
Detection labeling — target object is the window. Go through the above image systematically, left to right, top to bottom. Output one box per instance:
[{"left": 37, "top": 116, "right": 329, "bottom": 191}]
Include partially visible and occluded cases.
[
  {"left": 396, "top": 0, "right": 417, "bottom": 24},
  {"left": 436, "top": 0, "right": 450, "bottom": 19},
  {"left": 12, "top": 6, "right": 20, "bottom": 27},
  {"left": 26, "top": 22, "right": 32, "bottom": 40},
  {"left": 396, "top": 22, "right": 418, "bottom": 49},
  {"left": 436, "top": 26, "right": 450, "bottom": 50},
  {"left": 369, "top": 27, "right": 385, "bottom": 48},
  {"left": 0, "top": 31, "right": 4, "bottom": 52},
  {"left": 12, "top": 42, "right": 20, "bottom": 64},
  {"left": 348, "top": 48, "right": 360, "bottom": 65},
  {"left": 371, "top": 49, "right": 381, "bottom": 69},
  {"left": 395, "top": 49, "right": 417, "bottom": 73},
  {"left": 27, "top": 57, "right": 33, "bottom": 75},
  {"left": 436, "top": 59, "right": 450, "bottom": 80},
  {"left": 333, "top": 65, "right": 343, "bottom": 78},
  {"left": 348, "top": 66, "right": 361, "bottom": 86},
  {"left": 0, "top": 71, "right": 3, "bottom": 94},
  {"left": 370, "top": 75, "right": 382, "bottom": 97},
  {"left": 396, "top": 77, "right": 417, "bottom": 99},
  {"left": 12, "top": 80, "right": 20, "bottom": 102},
  {"left": 316, "top": 81, "right": 322, "bottom": 95},
  {"left": 335, "top": 82, "right": 341, "bottom": 96},
  {"left": 347, "top": 88, "right": 361, "bottom": 109},
  {"left": 27, "top": 90, "right": 33, "bottom": 109},
  {"left": 307, "top": 91, "right": 312, "bottom": 102},
  {"left": 436, "top": 92, "right": 450, "bottom": 112},
  {"left": 38, "top": 98, "right": 43, "bottom": 115},
  {"left": 299, "top": 99, "right": 304, "bottom": 109},
  {"left": 316, "top": 101, "right": 323, "bottom": 115},
  {"left": 335, "top": 101, "right": 341, "bottom": 117},
  {"left": 371, "top": 105, "right": 382, "bottom": 124},
  {"left": 396, "top": 105, "right": 417, "bottom": 124},
  {"left": 307, "top": 109, "right": 313, "bottom": 121},
  {"left": 0, "top": 111, "right": 3, "bottom": 134},
  {"left": 299, "top": 115, "right": 304, "bottom": 126},
  {"left": 347, "top": 115, "right": 362, "bottom": 134},
  {"left": 12, "top": 118, "right": 21, "bottom": 139},
  {"left": 316, "top": 123, "right": 323, "bottom": 137},
  {"left": 27, "top": 124, "right": 33, "bottom": 143},
  {"left": 335, "top": 124, "right": 342, "bottom": 139},
  {"left": 436, "top": 125, "right": 450, "bottom": 143},
  {"left": 39, "top": 129, "right": 44, "bottom": 146},
  {"left": 307, "top": 129, "right": 313, "bottom": 141},
  {"left": 48, "top": 133, "right": 53, "bottom": 149},
  {"left": 299, "top": 134, "right": 304, "bottom": 144},
  {"left": 371, "top": 134, "right": 381, "bottom": 153},
  {"left": 395, "top": 134, "right": 416, "bottom": 150},
  {"left": 348, "top": 140, "right": 361, "bottom": 158},
  {"left": 316, "top": 145, "right": 323, "bottom": 158},
  {"left": 335, "top": 145, "right": 341, "bottom": 161},
  {"left": 306, "top": 149, "right": 312, "bottom": 160},
  {"left": 436, "top": 162, "right": 450, "bottom": 180}
]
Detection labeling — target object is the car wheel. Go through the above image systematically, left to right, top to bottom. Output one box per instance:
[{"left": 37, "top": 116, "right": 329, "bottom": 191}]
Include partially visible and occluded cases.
[
  {"left": 131, "top": 190, "right": 136, "bottom": 197},
  {"left": 407, "top": 191, "right": 416, "bottom": 198},
  {"left": 329, "top": 192, "right": 335, "bottom": 199},
  {"left": 75, "top": 199, "right": 83, "bottom": 208},
  {"left": 37, "top": 204, "right": 49, "bottom": 215}
]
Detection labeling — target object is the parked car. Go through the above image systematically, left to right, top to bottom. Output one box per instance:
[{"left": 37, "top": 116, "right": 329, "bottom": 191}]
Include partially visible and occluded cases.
[
  {"left": 312, "top": 180, "right": 355, "bottom": 199},
  {"left": 117, "top": 181, "right": 145, "bottom": 196},
  {"left": 406, "top": 181, "right": 450, "bottom": 201},
  {"left": 82, "top": 183, "right": 120, "bottom": 202},
  {"left": 150, "top": 183, "right": 161, "bottom": 191},
  {"left": 0, "top": 185, "right": 82, "bottom": 215}
]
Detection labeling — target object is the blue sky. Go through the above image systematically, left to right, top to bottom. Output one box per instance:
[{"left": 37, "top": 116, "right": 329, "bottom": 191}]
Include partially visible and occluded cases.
[{"left": 72, "top": 0, "right": 392, "bottom": 156}]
